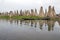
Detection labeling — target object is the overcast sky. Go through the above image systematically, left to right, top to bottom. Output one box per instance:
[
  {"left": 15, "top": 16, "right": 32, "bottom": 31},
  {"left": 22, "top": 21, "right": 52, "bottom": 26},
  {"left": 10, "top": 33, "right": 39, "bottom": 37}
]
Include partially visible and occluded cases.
[{"left": 0, "top": 0, "right": 60, "bottom": 14}]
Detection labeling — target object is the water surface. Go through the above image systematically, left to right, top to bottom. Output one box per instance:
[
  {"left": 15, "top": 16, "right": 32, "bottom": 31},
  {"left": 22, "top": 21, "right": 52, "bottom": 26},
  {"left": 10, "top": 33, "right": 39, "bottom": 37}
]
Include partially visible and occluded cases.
[{"left": 0, "top": 19, "right": 60, "bottom": 40}]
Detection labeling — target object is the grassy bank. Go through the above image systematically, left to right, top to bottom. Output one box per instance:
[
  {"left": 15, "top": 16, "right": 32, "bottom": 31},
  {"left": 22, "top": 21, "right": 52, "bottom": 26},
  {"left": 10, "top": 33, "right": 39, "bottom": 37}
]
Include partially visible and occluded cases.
[
  {"left": 0, "top": 16, "right": 60, "bottom": 20},
  {"left": 0, "top": 16, "right": 10, "bottom": 19},
  {"left": 11, "top": 16, "right": 43, "bottom": 20}
]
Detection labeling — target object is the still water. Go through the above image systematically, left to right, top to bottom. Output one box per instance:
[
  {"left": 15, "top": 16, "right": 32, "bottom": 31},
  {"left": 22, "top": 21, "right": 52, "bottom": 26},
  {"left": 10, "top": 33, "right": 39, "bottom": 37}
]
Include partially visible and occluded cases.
[{"left": 0, "top": 19, "right": 60, "bottom": 40}]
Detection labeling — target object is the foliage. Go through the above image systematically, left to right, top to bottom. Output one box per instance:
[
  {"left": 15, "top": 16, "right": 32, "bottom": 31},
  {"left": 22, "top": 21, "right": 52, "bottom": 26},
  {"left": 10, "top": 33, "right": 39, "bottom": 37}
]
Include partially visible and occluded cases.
[{"left": 0, "top": 15, "right": 60, "bottom": 20}]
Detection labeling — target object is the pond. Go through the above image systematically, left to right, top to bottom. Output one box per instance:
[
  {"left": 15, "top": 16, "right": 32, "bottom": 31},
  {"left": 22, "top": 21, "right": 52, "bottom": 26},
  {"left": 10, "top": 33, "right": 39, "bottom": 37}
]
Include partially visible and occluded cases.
[{"left": 0, "top": 19, "right": 60, "bottom": 40}]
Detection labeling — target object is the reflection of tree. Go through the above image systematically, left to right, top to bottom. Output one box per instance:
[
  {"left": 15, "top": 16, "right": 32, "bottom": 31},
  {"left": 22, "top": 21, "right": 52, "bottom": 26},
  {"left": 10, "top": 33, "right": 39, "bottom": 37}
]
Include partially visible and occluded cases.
[
  {"left": 9, "top": 18, "right": 13, "bottom": 24},
  {"left": 8, "top": 20, "right": 56, "bottom": 31},
  {"left": 13, "top": 20, "right": 19, "bottom": 25},
  {"left": 14, "top": 20, "right": 17, "bottom": 24},
  {"left": 16, "top": 20, "right": 19, "bottom": 24},
  {"left": 20, "top": 20, "right": 23, "bottom": 25},
  {"left": 24, "top": 20, "right": 30, "bottom": 25},
  {"left": 30, "top": 20, "right": 34, "bottom": 27},
  {"left": 39, "top": 20, "right": 44, "bottom": 30},
  {"left": 45, "top": 20, "right": 47, "bottom": 27},
  {"left": 47, "top": 20, "right": 55, "bottom": 31},
  {"left": 57, "top": 20, "right": 60, "bottom": 26},
  {"left": 34, "top": 21, "right": 37, "bottom": 28}
]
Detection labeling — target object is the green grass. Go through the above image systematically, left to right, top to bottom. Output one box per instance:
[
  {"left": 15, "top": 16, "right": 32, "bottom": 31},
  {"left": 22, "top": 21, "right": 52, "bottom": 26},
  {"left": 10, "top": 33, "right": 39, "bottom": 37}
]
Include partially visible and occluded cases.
[
  {"left": 0, "top": 15, "right": 60, "bottom": 20},
  {"left": 0, "top": 16, "right": 10, "bottom": 19},
  {"left": 11, "top": 16, "right": 42, "bottom": 20},
  {"left": 49, "top": 17, "right": 60, "bottom": 21}
]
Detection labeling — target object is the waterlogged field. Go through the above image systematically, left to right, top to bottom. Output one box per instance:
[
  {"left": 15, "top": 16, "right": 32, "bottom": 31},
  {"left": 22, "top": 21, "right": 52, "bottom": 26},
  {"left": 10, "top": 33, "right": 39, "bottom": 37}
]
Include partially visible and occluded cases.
[{"left": 0, "top": 19, "right": 60, "bottom": 40}]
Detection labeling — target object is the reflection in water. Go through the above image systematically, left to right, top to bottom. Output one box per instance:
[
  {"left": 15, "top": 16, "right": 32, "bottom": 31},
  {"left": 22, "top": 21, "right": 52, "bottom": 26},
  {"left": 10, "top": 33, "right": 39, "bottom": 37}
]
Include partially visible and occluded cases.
[
  {"left": 9, "top": 18, "right": 13, "bottom": 24},
  {"left": 0, "top": 19, "right": 60, "bottom": 40},
  {"left": 7, "top": 19, "right": 60, "bottom": 31},
  {"left": 16, "top": 20, "right": 19, "bottom": 24},
  {"left": 20, "top": 20, "right": 23, "bottom": 25},
  {"left": 20, "top": 20, "right": 22, "bottom": 24},
  {"left": 24, "top": 20, "right": 30, "bottom": 26},
  {"left": 30, "top": 20, "right": 34, "bottom": 27},
  {"left": 39, "top": 20, "right": 44, "bottom": 30},
  {"left": 46, "top": 20, "right": 55, "bottom": 31},
  {"left": 57, "top": 20, "right": 60, "bottom": 26},
  {"left": 34, "top": 21, "right": 37, "bottom": 28}
]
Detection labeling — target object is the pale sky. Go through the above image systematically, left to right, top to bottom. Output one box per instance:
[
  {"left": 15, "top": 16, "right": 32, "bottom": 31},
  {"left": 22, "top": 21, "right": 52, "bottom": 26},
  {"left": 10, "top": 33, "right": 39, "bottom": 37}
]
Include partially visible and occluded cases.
[{"left": 0, "top": 0, "right": 60, "bottom": 14}]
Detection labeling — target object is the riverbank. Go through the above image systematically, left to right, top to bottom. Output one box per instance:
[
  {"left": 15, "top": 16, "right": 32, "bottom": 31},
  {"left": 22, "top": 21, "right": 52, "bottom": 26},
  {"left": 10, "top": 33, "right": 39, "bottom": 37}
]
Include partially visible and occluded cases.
[{"left": 0, "top": 16, "right": 60, "bottom": 20}]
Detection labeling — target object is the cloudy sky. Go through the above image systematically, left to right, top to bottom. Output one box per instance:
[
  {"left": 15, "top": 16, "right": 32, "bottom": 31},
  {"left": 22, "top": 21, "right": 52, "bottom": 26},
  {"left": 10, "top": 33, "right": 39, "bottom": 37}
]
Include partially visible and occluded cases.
[{"left": 0, "top": 0, "right": 60, "bottom": 13}]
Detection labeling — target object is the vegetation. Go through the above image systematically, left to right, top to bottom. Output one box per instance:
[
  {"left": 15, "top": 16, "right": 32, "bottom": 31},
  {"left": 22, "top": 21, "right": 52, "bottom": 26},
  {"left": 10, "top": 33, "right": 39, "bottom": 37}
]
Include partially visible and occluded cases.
[
  {"left": 0, "top": 15, "right": 60, "bottom": 20},
  {"left": 0, "top": 16, "right": 10, "bottom": 19},
  {"left": 10, "top": 16, "right": 43, "bottom": 20}
]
